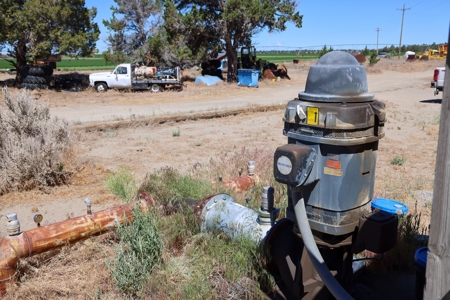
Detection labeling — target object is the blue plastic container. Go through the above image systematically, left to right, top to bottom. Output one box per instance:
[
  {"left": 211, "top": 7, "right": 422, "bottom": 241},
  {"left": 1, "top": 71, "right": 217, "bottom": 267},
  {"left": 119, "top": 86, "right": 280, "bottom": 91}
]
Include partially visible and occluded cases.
[
  {"left": 238, "top": 69, "right": 259, "bottom": 87},
  {"left": 371, "top": 198, "right": 408, "bottom": 215},
  {"left": 414, "top": 246, "right": 428, "bottom": 300}
]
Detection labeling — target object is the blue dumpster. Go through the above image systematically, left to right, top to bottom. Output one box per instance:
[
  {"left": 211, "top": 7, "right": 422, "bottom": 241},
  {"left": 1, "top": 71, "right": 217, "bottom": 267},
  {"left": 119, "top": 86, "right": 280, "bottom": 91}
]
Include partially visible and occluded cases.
[{"left": 237, "top": 69, "right": 259, "bottom": 87}]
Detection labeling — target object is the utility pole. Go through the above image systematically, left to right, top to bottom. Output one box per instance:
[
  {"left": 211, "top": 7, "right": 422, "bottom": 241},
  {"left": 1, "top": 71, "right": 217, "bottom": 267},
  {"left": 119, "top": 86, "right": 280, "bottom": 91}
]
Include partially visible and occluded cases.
[
  {"left": 397, "top": 4, "right": 411, "bottom": 59},
  {"left": 424, "top": 26, "right": 450, "bottom": 300},
  {"left": 375, "top": 27, "right": 382, "bottom": 53}
]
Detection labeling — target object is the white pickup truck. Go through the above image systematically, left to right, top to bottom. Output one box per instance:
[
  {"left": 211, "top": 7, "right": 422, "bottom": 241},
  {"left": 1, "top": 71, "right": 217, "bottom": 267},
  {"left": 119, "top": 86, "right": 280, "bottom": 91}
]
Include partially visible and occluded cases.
[
  {"left": 89, "top": 63, "right": 183, "bottom": 92},
  {"left": 431, "top": 67, "right": 445, "bottom": 96}
]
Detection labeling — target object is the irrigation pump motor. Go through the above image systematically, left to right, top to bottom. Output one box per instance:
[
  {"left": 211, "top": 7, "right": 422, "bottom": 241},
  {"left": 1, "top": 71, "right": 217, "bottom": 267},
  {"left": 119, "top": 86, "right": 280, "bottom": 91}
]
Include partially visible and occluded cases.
[{"left": 268, "top": 51, "right": 398, "bottom": 299}]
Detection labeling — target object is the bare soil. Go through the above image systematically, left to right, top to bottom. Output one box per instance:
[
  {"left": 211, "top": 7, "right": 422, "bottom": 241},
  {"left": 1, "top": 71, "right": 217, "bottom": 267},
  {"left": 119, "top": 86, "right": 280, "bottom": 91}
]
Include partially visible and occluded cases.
[{"left": 0, "top": 57, "right": 445, "bottom": 299}]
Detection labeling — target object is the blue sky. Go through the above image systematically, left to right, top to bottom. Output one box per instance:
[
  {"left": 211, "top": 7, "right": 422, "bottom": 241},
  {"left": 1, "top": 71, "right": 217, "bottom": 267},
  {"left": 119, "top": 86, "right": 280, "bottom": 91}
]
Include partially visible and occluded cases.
[{"left": 87, "top": 0, "right": 449, "bottom": 52}]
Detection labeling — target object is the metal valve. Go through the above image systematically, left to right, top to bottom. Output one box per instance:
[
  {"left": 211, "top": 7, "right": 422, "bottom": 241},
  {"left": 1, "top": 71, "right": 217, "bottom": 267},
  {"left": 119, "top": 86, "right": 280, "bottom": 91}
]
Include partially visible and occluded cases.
[{"left": 84, "top": 198, "right": 92, "bottom": 215}]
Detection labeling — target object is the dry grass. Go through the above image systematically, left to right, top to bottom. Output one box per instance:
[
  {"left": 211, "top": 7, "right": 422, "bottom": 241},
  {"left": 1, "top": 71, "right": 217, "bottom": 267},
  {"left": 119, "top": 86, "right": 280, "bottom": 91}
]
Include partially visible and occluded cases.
[{"left": 4, "top": 233, "right": 119, "bottom": 300}]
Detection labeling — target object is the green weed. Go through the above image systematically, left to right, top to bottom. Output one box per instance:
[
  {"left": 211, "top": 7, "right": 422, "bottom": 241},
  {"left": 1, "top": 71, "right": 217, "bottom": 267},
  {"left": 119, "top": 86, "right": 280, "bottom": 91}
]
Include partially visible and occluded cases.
[
  {"left": 172, "top": 129, "right": 181, "bottom": 137},
  {"left": 390, "top": 155, "right": 406, "bottom": 166},
  {"left": 139, "top": 167, "right": 216, "bottom": 205},
  {"left": 105, "top": 168, "right": 137, "bottom": 203},
  {"left": 108, "top": 207, "right": 163, "bottom": 296},
  {"left": 144, "top": 233, "right": 273, "bottom": 299}
]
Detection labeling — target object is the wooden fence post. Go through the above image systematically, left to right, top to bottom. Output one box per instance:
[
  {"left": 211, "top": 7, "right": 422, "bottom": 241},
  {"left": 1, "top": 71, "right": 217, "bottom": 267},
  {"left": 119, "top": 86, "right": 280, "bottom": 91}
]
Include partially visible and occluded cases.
[{"left": 424, "top": 25, "right": 450, "bottom": 300}]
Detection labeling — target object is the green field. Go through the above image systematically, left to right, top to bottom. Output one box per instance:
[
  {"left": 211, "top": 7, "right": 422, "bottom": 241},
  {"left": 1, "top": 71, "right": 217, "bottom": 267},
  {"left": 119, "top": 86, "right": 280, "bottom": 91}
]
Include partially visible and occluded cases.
[
  {"left": 0, "top": 52, "right": 318, "bottom": 71},
  {"left": 0, "top": 55, "right": 116, "bottom": 71}
]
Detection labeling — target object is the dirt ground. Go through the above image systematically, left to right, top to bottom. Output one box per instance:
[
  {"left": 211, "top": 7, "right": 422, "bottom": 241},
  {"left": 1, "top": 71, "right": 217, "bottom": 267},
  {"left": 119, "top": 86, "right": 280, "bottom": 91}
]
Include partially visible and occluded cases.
[{"left": 0, "top": 57, "right": 445, "bottom": 298}]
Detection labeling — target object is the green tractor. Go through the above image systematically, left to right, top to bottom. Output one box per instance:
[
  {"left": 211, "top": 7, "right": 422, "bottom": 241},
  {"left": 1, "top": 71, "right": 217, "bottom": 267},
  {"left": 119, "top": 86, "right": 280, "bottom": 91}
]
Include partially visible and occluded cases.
[{"left": 238, "top": 46, "right": 267, "bottom": 71}]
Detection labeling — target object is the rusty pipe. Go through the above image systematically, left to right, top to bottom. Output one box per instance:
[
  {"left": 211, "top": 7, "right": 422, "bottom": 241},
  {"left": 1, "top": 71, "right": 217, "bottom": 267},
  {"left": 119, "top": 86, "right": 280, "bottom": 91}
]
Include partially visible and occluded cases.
[
  {"left": 222, "top": 175, "right": 258, "bottom": 192},
  {"left": 0, "top": 197, "right": 154, "bottom": 295}
]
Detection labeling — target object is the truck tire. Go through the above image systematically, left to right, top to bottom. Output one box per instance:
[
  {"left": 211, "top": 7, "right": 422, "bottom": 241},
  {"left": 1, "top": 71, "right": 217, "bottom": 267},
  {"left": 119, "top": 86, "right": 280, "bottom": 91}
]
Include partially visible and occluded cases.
[
  {"left": 28, "top": 66, "right": 53, "bottom": 76},
  {"left": 28, "top": 67, "right": 45, "bottom": 76},
  {"left": 23, "top": 75, "right": 47, "bottom": 84},
  {"left": 20, "top": 83, "right": 48, "bottom": 90},
  {"left": 95, "top": 83, "right": 108, "bottom": 92},
  {"left": 150, "top": 84, "right": 162, "bottom": 92}
]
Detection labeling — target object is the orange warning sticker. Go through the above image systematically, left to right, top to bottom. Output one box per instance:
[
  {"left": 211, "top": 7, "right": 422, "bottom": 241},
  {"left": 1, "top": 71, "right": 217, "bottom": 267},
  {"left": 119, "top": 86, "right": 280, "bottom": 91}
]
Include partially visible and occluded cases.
[{"left": 326, "top": 160, "right": 341, "bottom": 169}]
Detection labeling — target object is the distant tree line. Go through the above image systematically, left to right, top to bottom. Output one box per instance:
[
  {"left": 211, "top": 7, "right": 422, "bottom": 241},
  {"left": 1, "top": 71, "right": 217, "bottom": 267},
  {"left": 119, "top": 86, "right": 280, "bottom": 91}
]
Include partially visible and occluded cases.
[{"left": 256, "top": 43, "right": 447, "bottom": 55}]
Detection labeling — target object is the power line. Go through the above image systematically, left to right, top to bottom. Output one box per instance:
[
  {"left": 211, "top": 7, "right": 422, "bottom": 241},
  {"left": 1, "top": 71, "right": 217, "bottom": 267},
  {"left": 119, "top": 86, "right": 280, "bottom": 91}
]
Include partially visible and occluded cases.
[{"left": 397, "top": 3, "right": 411, "bottom": 59}]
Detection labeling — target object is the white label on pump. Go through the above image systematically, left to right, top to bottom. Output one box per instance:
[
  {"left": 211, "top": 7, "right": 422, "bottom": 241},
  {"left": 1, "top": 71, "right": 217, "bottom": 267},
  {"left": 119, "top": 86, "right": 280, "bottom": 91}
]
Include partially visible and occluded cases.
[{"left": 277, "top": 156, "right": 292, "bottom": 175}]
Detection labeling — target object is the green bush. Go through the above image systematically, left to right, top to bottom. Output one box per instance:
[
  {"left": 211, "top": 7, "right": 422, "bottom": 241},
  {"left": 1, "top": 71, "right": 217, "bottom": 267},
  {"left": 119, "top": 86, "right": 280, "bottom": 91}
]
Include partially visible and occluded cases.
[
  {"left": 369, "top": 51, "right": 380, "bottom": 65},
  {"left": 0, "top": 87, "right": 72, "bottom": 194},
  {"left": 172, "top": 129, "right": 180, "bottom": 137},
  {"left": 390, "top": 155, "right": 406, "bottom": 166},
  {"left": 139, "top": 167, "right": 216, "bottom": 205},
  {"left": 105, "top": 168, "right": 137, "bottom": 202},
  {"left": 109, "top": 207, "right": 163, "bottom": 296},
  {"left": 144, "top": 233, "right": 273, "bottom": 299}
]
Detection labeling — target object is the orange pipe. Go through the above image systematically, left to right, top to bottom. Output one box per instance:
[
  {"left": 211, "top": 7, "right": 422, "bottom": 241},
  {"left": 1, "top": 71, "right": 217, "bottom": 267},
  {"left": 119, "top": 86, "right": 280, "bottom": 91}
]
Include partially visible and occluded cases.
[{"left": 0, "top": 197, "right": 154, "bottom": 295}]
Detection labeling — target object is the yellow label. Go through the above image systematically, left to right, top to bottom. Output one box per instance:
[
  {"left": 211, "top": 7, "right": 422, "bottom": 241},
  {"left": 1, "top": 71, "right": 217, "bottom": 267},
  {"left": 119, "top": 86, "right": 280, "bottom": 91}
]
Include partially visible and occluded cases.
[
  {"left": 307, "top": 107, "right": 319, "bottom": 125},
  {"left": 324, "top": 167, "right": 343, "bottom": 176}
]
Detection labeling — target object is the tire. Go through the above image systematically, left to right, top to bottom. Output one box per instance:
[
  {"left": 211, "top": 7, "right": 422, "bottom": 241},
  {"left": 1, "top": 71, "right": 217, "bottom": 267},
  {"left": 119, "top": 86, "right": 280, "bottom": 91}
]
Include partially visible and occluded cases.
[
  {"left": 28, "top": 67, "right": 45, "bottom": 76},
  {"left": 23, "top": 75, "right": 47, "bottom": 84},
  {"left": 20, "top": 83, "right": 48, "bottom": 90},
  {"left": 95, "top": 83, "right": 108, "bottom": 92},
  {"left": 150, "top": 84, "right": 162, "bottom": 92}
]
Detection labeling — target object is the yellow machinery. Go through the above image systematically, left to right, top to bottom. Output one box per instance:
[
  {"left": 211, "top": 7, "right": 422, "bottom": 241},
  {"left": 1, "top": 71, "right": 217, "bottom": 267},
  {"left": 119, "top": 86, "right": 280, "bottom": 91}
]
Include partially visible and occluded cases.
[{"left": 418, "top": 44, "right": 447, "bottom": 60}]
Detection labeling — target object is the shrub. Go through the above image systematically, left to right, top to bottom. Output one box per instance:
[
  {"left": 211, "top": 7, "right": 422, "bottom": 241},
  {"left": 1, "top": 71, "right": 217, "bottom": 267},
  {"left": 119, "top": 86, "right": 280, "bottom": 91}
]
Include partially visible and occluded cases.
[
  {"left": 369, "top": 51, "right": 380, "bottom": 66},
  {"left": 0, "top": 87, "right": 72, "bottom": 194},
  {"left": 172, "top": 129, "right": 180, "bottom": 137},
  {"left": 390, "top": 155, "right": 406, "bottom": 166},
  {"left": 139, "top": 167, "right": 216, "bottom": 205},
  {"left": 105, "top": 168, "right": 137, "bottom": 203},
  {"left": 108, "top": 207, "right": 163, "bottom": 296},
  {"left": 144, "top": 233, "right": 273, "bottom": 299}
]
